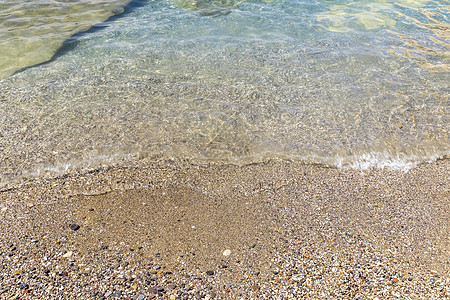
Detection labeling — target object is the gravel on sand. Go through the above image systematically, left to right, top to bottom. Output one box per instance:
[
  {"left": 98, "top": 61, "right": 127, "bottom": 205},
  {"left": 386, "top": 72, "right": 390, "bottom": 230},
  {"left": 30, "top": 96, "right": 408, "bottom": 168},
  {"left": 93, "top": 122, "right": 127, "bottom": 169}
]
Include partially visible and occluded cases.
[{"left": 0, "top": 159, "right": 449, "bottom": 299}]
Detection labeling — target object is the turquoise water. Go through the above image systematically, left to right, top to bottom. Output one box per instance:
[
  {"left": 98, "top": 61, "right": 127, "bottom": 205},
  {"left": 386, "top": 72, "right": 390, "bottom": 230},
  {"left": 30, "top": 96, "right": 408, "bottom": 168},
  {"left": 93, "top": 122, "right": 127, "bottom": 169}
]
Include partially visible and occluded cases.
[{"left": 0, "top": 0, "right": 449, "bottom": 186}]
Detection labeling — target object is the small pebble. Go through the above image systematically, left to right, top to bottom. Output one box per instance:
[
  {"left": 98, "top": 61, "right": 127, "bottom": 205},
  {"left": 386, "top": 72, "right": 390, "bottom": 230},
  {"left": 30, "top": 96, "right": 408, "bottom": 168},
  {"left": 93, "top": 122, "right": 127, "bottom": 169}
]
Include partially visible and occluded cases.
[
  {"left": 69, "top": 224, "right": 80, "bottom": 231},
  {"left": 223, "top": 249, "right": 231, "bottom": 256},
  {"left": 62, "top": 251, "right": 73, "bottom": 258},
  {"left": 206, "top": 270, "right": 214, "bottom": 276},
  {"left": 19, "top": 283, "right": 29, "bottom": 290}
]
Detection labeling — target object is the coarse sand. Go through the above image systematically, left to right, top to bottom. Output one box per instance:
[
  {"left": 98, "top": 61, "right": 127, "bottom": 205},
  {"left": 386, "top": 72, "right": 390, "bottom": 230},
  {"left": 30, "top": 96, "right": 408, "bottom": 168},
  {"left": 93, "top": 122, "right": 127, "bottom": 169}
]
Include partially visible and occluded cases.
[{"left": 0, "top": 159, "right": 449, "bottom": 299}]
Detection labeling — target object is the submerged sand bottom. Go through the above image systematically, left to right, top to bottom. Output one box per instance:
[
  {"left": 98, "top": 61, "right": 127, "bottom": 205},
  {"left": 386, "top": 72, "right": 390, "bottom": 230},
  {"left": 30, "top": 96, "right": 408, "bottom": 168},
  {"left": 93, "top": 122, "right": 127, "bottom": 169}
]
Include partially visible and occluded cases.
[{"left": 0, "top": 159, "right": 449, "bottom": 299}]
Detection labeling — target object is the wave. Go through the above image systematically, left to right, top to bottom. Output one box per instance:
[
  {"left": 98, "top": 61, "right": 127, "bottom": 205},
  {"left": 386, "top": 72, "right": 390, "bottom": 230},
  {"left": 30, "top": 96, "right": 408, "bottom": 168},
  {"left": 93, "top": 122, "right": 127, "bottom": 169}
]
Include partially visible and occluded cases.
[{"left": 1, "top": 148, "right": 448, "bottom": 189}]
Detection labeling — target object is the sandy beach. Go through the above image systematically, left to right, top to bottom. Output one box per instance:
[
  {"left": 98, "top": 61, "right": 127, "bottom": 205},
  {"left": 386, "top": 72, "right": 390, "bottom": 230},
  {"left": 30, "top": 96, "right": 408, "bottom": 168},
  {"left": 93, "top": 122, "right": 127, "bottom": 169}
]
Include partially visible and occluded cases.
[{"left": 0, "top": 159, "right": 448, "bottom": 299}]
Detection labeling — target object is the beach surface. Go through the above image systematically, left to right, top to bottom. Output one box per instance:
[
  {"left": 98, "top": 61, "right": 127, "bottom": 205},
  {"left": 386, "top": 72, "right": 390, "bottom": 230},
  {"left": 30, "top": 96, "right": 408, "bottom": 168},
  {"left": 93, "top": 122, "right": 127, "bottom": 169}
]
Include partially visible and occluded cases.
[{"left": 0, "top": 159, "right": 449, "bottom": 299}]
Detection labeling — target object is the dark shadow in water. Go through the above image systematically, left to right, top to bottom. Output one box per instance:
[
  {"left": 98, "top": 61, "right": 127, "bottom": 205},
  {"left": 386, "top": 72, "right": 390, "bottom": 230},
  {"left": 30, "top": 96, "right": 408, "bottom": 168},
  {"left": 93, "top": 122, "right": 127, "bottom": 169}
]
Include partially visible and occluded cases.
[
  {"left": 12, "top": 0, "right": 149, "bottom": 75},
  {"left": 55, "top": 0, "right": 149, "bottom": 58}
]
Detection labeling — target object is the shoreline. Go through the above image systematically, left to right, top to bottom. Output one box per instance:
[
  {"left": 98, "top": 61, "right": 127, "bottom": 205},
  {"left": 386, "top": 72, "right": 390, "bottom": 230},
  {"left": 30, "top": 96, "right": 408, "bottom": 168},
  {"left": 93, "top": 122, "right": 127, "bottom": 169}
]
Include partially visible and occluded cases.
[
  {"left": 2, "top": 155, "right": 449, "bottom": 193},
  {"left": 1, "top": 159, "right": 449, "bottom": 299}
]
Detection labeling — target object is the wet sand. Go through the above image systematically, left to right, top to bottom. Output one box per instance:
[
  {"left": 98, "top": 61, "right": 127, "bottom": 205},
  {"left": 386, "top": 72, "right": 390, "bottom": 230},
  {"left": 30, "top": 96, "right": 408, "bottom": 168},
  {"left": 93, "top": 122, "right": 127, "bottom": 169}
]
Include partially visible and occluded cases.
[{"left": 0, "top": 159, "right": 449, "bottom": 299}]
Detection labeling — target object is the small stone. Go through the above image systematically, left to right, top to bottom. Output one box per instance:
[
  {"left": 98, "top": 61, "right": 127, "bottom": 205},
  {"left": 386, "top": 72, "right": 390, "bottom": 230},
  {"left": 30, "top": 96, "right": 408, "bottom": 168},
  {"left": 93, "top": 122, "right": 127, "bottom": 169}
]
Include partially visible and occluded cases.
[
  {"left": 1, "top": 207, "right": 7, "bottom": 211},
  {"left": 69, "top": 224, "right": 80, "bottom": 231},
  {"left": 101, "top": 245, "right": 108, "bottom": 250},
  {"left": 223, "top": 249, "right": 231, "bottom": 256},
  {"left": 62, "top": 251, "right": 73, "bottom": 258},
  {"left": 154, "top": 265, "right": 161, "bottom": 270},
  {"left": 206, "top": 270, "right": 214, "bottom": 276},
  {"left": 272, "top": 270, "right": 279, "bottom": 275},
  {"left": 305, "top": 278, "right": 312, "bottom": 287},
  {"left": 19, "top": 283, "right": 29, "bottom": 290},
  {"left": 251, "top": 285, "right": 259, "bottom": 291},
  {"left": 156, "top": 286, "right": 164, "bottom": 292},
  {"left": 104, "top": 290, "right": 113, "bottom": 297},
  {"left": 114, "top": 291, "right": 122, "bottom": 297},
  {"left": 137, "top": 295, "right": 145, "bottom": 300},
  {"left": 169, "top": 295, "right": 177, "bottom": 300}
]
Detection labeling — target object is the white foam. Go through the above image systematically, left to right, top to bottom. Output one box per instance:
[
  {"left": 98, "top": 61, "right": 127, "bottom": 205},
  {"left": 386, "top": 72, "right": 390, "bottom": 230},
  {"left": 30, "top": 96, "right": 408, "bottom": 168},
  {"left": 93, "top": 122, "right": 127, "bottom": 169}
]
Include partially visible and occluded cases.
[
  {"left": 1, "top": 148, "right": 448, "bottom": 190},
  {"left": 332, "top": 150, "right": 446, "bottom": 172},
  {"left": 0, "top": 153, "right": 135, "bottom": 188}
]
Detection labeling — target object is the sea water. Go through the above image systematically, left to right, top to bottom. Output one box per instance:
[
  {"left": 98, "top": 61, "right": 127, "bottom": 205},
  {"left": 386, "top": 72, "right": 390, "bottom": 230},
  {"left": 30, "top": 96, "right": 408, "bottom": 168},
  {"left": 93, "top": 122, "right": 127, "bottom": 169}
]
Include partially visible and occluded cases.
[{"left": 0, "top": 0, "right": 448, "bottom": 186}]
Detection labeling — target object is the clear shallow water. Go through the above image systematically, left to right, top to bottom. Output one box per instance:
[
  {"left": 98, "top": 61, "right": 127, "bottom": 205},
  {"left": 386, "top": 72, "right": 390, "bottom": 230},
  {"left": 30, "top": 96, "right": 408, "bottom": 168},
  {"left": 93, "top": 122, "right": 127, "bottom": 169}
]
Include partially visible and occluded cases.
[
  {"left": 0, "top": 0, "right": 449, "bottom": 186},
  {"left": 0, "top": 0, "right": 130, "bottom": 79}
]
